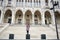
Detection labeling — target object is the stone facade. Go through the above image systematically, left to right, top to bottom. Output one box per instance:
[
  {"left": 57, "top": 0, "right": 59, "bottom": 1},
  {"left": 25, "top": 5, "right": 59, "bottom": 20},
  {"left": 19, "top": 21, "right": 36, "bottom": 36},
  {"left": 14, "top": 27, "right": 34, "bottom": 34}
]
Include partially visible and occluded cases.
[{"left": 0, "top": 0, "right": 60, "bottom": 26}]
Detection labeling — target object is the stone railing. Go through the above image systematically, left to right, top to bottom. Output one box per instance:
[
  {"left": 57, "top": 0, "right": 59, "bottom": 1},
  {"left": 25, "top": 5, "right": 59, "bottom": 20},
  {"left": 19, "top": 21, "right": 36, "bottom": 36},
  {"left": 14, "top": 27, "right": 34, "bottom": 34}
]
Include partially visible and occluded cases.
[
  {"left": 16, "top": 2, "right": 41, "bottom": 8},
  {"left": 0, "top": 23, "right": 9, "bottom": 33},
  {"left": 1, "top": 39, "right": 57, "bottom": 40}
]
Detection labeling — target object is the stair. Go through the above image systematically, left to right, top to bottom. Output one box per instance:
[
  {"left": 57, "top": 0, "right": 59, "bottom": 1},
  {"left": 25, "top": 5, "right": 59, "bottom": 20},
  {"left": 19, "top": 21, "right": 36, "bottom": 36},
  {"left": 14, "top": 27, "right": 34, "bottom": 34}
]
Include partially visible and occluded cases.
[{"left": 0, "top": 24, "right": 57, "bottom": 39}]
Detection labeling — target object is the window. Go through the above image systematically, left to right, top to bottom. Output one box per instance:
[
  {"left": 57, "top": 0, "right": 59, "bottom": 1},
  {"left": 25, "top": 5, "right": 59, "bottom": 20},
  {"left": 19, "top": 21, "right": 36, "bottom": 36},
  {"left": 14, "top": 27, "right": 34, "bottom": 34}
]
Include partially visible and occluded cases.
[
  {"left": 8, "top": 0, "right": 11, "bottom": 4},
  {"left": 17, "top": 0, "right": 18, "bottom": 2},
  {"left": 19, "top": 0, "right": 21, "bottom": 2},
  {"left": 22, "top": 0, "right": 23, "bottom": 2},
  {"left": 25, "top": 0, "right": 27, "bottom": 2},
  {"left": 28, "top": 0, "right": 29, "bottom": 2},
  {"left": 34, "top": 0, "right": 35, "bottom": 3},
  {"left": 36, "top": 0, "right": 38, "bottom": 3},
  {"left": 39, "top": 0, "right": 40, "bottom": 3},
  {"left": 45, "top": 0, "right": 48, "bottom": 6},
  {"left": 45, "top": 0, "right": 48, "bottom": 3}
]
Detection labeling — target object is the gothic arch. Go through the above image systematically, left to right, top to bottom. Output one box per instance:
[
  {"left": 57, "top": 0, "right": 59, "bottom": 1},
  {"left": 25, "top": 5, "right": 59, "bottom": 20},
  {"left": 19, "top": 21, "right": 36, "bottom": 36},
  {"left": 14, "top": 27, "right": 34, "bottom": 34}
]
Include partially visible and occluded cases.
[
  {"left": 4, "top": 9, "right": 12, "bottom": 23},
  {"left": 15, "top": 10, "right": 23, "bottom": 24},
  {"left": 25, "top": 10, "right": 32, "bottom": 24},
  {"left": 34, "top": 10, "right": 41, "bottom": 24},
  {"left": 45, "top": 11, "right": 52, "bottom": 25},
  {"left": 55, "top": 11, "right": 60, "bottom": 24}
]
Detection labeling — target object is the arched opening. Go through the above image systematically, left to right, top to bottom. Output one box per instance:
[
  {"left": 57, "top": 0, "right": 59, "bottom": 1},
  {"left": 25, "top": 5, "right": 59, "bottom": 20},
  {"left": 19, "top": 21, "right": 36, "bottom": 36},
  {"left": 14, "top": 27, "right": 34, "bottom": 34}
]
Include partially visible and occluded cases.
[
  {"left": 4, "top": 9, "right": 12, "bottom": 24},
  {"left": 15, "top": 10, "right": 23, "bottom": 24},
  {"left": 25, "top": 10, "right": 32, "bottom": 24},
  {"left": 34, "top": 10, "right": 41, "bottom": 24},
  {"left": 45, "top": 11, "right": 51, "bottom": 25},
  {"left": 55, "top": 11, "right": 60, "bottom": 25}
]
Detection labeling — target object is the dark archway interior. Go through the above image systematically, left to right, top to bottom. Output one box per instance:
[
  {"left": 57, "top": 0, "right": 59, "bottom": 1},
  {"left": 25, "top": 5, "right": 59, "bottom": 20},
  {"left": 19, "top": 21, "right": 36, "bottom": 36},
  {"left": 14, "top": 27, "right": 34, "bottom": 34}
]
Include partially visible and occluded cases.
[
  {"left": 4, "top": 10, "right": 12, "bottom": 23},
  {"left": 15, "top": 10, "right": 23, "bottom": 24},
  {"left": 25, "top": 10, "right": 32, "bottom": 24},
  {"left": 34, "top": 10, "right": 41, "bottom": 24},
  {"left": 45, "top": 11, "right": 51, "bottom": 25},
  {"left": 55, "top": 11, "right": 60, "bottom": 24}
]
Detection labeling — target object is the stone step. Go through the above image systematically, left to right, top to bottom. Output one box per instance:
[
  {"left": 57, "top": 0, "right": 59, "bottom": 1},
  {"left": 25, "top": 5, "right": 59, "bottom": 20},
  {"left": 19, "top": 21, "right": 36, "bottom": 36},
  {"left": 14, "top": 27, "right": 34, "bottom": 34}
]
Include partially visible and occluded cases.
[{"left": 0, "top": 25, "right": 57, "bottom": 39}]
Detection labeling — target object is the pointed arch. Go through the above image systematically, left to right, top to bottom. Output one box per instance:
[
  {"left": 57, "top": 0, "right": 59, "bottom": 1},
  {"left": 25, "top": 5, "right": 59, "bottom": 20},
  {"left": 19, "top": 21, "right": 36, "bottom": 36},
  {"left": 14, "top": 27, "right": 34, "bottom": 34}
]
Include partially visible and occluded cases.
[
  {"left": 4, "top": 9, "right": 12, "bottom": 23},
  {"left": 15, "top": 10, "right": 23, "bottom": 24},
  {"left": 25, "top": 10, "right": 32, "bottom": 24},
  {"left": 34, "top": 10, "right": 41, "bottom": 24},
  {"left": 45, "top": 11, "right": 52, "bottom": 25},
  {"left": 55, "top": 11, "right": 60, "bottom": 24}
]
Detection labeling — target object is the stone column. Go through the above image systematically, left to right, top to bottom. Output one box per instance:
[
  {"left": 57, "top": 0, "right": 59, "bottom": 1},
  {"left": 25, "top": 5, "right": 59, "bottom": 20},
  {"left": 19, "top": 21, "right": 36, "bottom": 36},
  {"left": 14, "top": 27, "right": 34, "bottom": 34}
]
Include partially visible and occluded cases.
[
  {"left": 11, "top": 10, "right": 15, "bottom": 24},
  {"left": 0, "top": 11, "right": 4, "bottom": 24},
  {"left": 41, "top": 11, "right": 45, "bottom": 25},
  {"left": 51, "top": 11, "right": 55, "bottom": 26},
  {"left": 23, "top": 12, "right": 25, "bottom": 24},
  {"left": 32, "top": 12, "right": 34, "bottom": 25}
]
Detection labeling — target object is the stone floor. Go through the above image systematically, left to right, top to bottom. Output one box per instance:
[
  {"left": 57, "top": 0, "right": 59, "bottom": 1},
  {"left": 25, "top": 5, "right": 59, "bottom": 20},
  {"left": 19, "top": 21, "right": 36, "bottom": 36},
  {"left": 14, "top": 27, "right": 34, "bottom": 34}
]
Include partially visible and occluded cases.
[{"left": 0, "top": 24, "right": 60, "bottom": 39}]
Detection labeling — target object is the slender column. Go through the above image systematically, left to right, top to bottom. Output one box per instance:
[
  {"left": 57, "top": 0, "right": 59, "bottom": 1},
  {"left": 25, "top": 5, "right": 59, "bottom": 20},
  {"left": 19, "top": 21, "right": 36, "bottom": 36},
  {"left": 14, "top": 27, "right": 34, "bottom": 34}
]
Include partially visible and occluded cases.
[
  {"left": 32, "top": 0, "right": 34, "bottom": 7},
  {"left": 11, "top": 10, "right": 15, "bottom": 24},
  {"left": 0, "top": 11, "right": 4, "bottom": 24},
  {"left": 41, "top": 11, "right": 45, "bottom": 25},
  {"left": 51, "top": 11, "right": 55, "bottom": 26},
  {"left": 23, "top": 12, "right": 25, "bottom": 24},
  {"left": 32, "top": 12, "right": 34, "bottom": 25}
]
